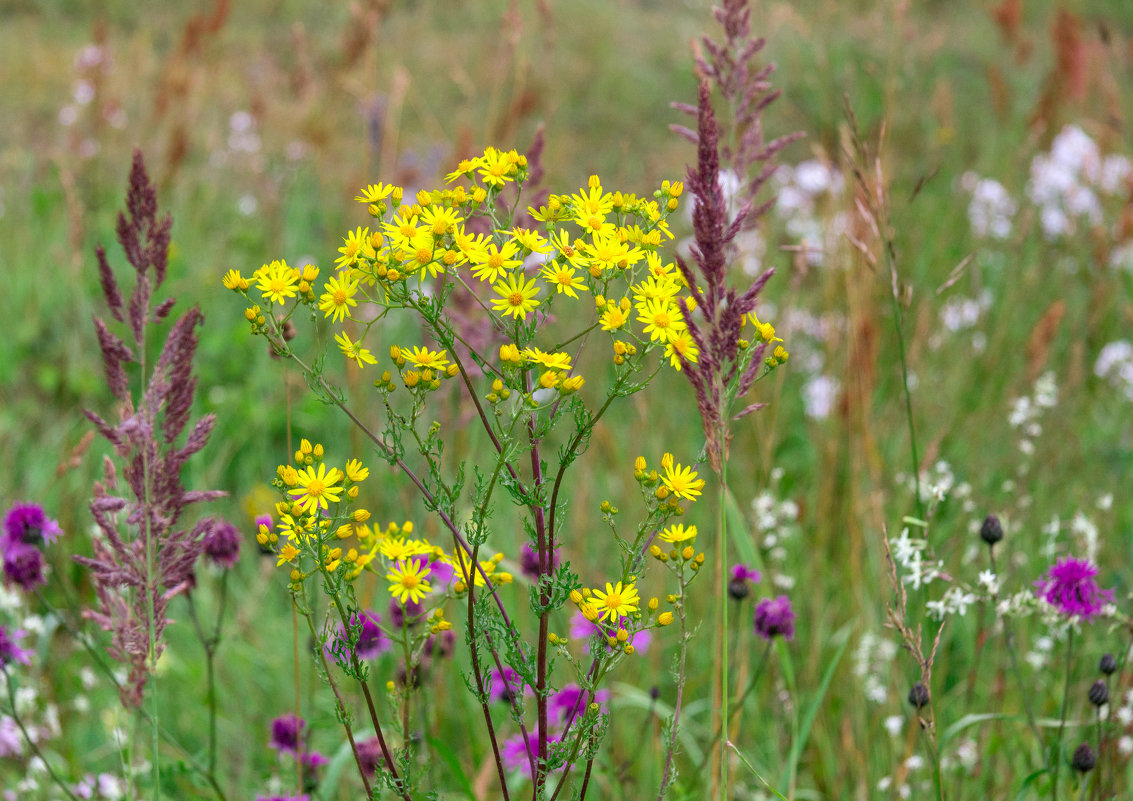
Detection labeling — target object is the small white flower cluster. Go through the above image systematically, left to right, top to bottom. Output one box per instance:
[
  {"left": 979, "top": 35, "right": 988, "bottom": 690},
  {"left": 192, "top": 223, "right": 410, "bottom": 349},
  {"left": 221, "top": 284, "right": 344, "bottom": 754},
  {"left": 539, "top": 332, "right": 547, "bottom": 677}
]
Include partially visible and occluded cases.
[
  {"left": 1027, "top": 125, "right": 1130, "bottom": 240},
  {"left": 773, "top": 160, "right": 847, "bottom": 268},
  {"left": 960, "top": 172, "right": 1016, "bottom": 240},
  {"left": 931, "top": 290, "right": 992, "bottom": 354},
  {"left": 1095, "top": 340, "right": 1133, "bottom": 402},
  {"left": 1008, "top": 371, "right": 1058, "bottom": 460},
  {"left": 751, "top": 468, "right": 800, "bottom": 590},
  {"left": 890, "top": 527, "right": 943, "bottom": 590},
  {"left": 925, "top": 586, "right": 978, "bottom": 620},
  {"left": 853, "top": 631, "right": 898, "bottom": 704},
  {"left": 1115, "top": 688, "right": 1133, "bottom": 757},
  {"left": 72, "top": 773, "right": 125, "bottom": 800}
]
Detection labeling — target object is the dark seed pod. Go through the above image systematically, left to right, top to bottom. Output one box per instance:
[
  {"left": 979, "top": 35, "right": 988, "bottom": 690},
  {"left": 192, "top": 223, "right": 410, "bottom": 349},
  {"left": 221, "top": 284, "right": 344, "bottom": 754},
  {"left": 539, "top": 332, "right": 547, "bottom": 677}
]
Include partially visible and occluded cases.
[
  {"left": 979, "top": 514, "right": 1003, "bottom": 546},
  {"left": 727, "top": 577, "right": 750, "bottom": 601},
  {"left": 1100, "top": 653, "right": 1118, "bottom": 675},
  {"left": 1089, "top": 680, "right": 1109, "bottom": 707},
  {"left": 908, "top": 682, "right": 930, "bottom": 709},
  {"left": 1071, "top": 743, "right": 1096, "bottom": 773}
]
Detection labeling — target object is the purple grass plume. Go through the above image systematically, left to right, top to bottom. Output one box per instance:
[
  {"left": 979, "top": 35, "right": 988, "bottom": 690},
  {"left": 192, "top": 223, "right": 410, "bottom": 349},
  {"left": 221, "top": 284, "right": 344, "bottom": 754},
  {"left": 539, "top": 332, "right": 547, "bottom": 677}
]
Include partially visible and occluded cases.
[
  {"left": 671, "top": 0, "right": 801, "bottom": 471},
  {"left": 76, "top": 151, "right": 225, "bottom": 707}
]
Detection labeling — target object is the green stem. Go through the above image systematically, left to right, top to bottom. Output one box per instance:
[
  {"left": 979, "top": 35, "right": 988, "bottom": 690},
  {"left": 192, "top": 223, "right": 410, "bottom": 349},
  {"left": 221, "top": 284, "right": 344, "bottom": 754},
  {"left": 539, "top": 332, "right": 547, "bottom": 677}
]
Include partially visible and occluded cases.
[
  {"left": 718, "top": 427, "right": 729, "bottom": 801},
  {"left": 657, "top": 573, "right": 690, "bottom": 800},
  {"left": 1052, "top": 626, "right": 1076, "bottom": 800},
  {"left": 1, "top": 665, "right": 82, "bottom": 801}
]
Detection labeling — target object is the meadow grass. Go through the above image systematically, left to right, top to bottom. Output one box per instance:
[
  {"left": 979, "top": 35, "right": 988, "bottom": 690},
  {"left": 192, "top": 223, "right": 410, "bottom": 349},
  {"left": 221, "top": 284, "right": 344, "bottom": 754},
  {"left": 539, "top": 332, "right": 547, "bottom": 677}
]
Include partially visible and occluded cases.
[{"left": 2, "top": 1, "right": 1132, "bottom": 799}]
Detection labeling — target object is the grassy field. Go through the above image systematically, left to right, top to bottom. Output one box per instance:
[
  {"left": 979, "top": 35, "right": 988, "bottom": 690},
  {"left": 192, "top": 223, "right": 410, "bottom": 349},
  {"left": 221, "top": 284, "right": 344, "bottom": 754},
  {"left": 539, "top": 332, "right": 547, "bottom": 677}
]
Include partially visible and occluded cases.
[{"left": 2, "top": 0, "right": 1133, "bottom": 799}]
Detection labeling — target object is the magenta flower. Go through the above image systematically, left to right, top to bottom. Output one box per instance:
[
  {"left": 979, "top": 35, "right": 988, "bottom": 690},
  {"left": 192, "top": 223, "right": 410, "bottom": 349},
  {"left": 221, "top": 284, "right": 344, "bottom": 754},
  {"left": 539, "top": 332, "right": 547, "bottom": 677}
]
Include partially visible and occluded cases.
[
  {"left": 2, "top": 503, "right": 63, "bottom": 549},
  {"left": 201, "top": 519, "right": 240, "bottom": 569},
  {"left": 2, "top": 542, "right": 46, "bottom": 591},
  {"left": 1035, "top": 558, "right": 1114, "bottom": 620},
  {"left": 753, "top": 595, "right": 795, "bottom": 640},
  {"left": 326, "top": 610, "right": 389, "bottom": 666},
  {"left": 0, "top": 625, "right": 32, "bottom": 666},
  {"left": 488, "top": 667, "right": 529, "bottom": 704},
  {"left": 269, "top": 714, "right": 306, "bottom": 756}
]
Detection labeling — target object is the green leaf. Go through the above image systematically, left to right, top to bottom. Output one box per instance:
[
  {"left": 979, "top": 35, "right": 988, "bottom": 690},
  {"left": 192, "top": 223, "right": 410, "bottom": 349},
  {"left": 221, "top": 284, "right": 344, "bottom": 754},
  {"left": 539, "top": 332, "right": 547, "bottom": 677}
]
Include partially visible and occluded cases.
[
  {"left": 783, "top": 625, "right": 851, "bottom": 789},
  {"left": 426, "top": 735, "right": 477, "bottom": 801},
  {"left": 728, "top": 741, "right": 790, "bottom": 800}
]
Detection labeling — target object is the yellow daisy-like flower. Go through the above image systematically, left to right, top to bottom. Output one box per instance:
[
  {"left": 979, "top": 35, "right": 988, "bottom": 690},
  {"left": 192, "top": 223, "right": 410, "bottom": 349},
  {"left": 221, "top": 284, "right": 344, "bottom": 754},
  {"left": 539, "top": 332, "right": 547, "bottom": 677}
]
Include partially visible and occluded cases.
[
  {"left": 477, "top": 146, "right": 517, "bottom": 187},
  {"left": 445, "top": 158, "right": 481, "bottom": 183},
  {"left": 355, "top": 183, "right": 397, "bottom": 204},
  {"left": 568, "top": 183, "right": 614, "bottom": 220},
  {"left": 419, "top": 205, "right": 463, "bottom": 237},
  {"left": 381, "top": 211, "right": 424, "bottom": 250},
  {"left": 336, "top": 227, "right": 376, "bottom": 270},
  {"left": 453, "top": 227, "right": 490, "bottom": 263},
  {"left": 508, "top": 227, "right": 551, "bottom": 254},
  {"left": 549, "top": 229, "right": 591, "bottom": 271},
  {"left": 585, "top": 231, "right": 644, "bottom": 273},
  {"left": 399, "top": 232, "right": 441, "bottom": 279},
  {"left": 470, "top": 241, "right": 523, "bottom": 284},
  {"left": 255, "top": 260, "right": 300, "bottom": 305},
  {"left": 540, "top": 262, "right": 588, "bottom": 298},
  {"left": 222, "top": 269, "right": 250, "bottom": 290},
  {"left": 491, "top": 272, "right": 541, "bottom": 320},
  {"left": 632, "top": 274, "right": 681, "bottom": 305},
  {"left": 318, "top": 275, "right": 359, "bottom": 322},
  {"left": 636, "top": 298, "right": 686, "bottom": 343},
  {"left": 599, "top": 305, "right": 628, "bottom": 332},
  {"left": 748, "top": 311, "right": 783, "bottom": 344},
  {"left": 664, "top": 330, "right": 700, "bottom": 371},
  {"left": 335, "top": 331, "right": 378, "bottom": 368},
  {"left": 401, "top": 346, "right": 450, "bottom": 371},
  {"left": 522, "top": 348, "right": 572, "bottom": 371},
  {"left": 660, "top": 453, "right": 705, "bottom": 501},
  {"left": 344, "top": 458, "right": 369, "bottom": 483},
  {"left": 290, "top": 463, "right": 344, "bottom": 514},
  {"left": 658, "top": 523, "right": 697, "bottom": 543},
  {"left": 276, "top": 542, "right": 300, "bottom": 567},
  {"left": 387, "top": 559, "right": 432, "bottom": 605},
  {"left": 590, "top": 581, "right": 640, "bottom": 623}
]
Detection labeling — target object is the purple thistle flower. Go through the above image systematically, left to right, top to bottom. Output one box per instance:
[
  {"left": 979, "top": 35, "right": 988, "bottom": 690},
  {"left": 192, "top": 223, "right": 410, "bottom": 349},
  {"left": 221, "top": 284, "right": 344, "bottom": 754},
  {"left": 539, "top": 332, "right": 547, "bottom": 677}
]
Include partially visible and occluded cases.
[
  {"left": 2, "top": 503, "right": 63, "bottom": 548},
  {"left": 201, "top": 519, "right": 240, "bottom": 569},
  {"left": 2, "top": 542, "right": 46, "bottom": 591},
  {"left": 519, "top": 542, "right": 561, "bottom": 581},
  {"left": 1035, "top": 558, "right": 1114, "bottom": 620},
  {"left": 753, "top": 595, "right": 795, "bottom": 640},
  {"left": 388, "top": 597, "right": 426, "bottom": 628},
  {"left": 326, "top": 610, "right": 389, "bottom": 666},
  {"left": 0, "top": 625, "right": 32, "bottom": 666},
  {"left": 489, "top": 667, "right": 530, "bottom": 704},
  {"left": 549, "top": 684, "right": 610, "bottom": 727},
  {"left": 269, "top": 714, "right": 305, "bottom": 756},
  {"left": 502, "top": 729, "right": 560, "bottom": 778},
  {"left": 355, "top": 736, "right": 382, "bottom": 774}
]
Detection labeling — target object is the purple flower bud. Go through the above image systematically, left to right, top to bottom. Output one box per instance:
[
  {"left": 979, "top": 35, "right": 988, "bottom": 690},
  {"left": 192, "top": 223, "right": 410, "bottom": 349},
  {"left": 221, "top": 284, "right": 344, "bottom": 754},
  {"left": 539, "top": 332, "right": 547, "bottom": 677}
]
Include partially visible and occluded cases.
[
  {"left": 202, "top": 520, "right": 240, "bottom": 569},
  {"left": 3, "top": 542, "right": 46, "bottom": 591},
  {"left": 753, "top": 595, "right": 795, "bottom": 641},
  {"left": 269, "top": 714, "right": 305, "bottom": 756}
]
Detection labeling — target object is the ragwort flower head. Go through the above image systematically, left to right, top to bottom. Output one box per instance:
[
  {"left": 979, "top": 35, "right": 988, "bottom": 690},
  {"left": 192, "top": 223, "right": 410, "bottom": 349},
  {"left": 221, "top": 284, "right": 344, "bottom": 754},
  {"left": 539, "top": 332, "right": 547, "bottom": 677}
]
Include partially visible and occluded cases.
[
  {"left": 2, "top": 503, "right": 63, "bottom": 548},
  {"left": 1034, "top": 557, "right": 1114, "bottom": 620},
  {"left": 753, "top": 595, "right": 795, "bottom": 640}
]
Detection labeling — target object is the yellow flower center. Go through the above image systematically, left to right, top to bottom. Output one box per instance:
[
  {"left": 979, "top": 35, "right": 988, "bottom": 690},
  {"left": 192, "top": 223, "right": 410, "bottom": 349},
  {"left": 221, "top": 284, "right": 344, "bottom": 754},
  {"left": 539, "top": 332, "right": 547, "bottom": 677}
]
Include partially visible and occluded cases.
[
  {"left": 587, "top": 216, "right": 602, "bottom": 231},
  {"left": 432, "top": 220, "right": 447, "bottom": 235},
  {"left": 399, "top": 224, "right": 415, "bottom": 238},
  {"left": 416, "top": 248, "right": 432, "bottom": 264},
  {"left": 488, "top": 253, "right": 504, "bottom": 269},
  {"left": 270, "top": 278, "right": 287, "bottom": 293},
  {"left": 333, "top": 289, "right": 347, "bottom": 304},
  {"left": 508, "top": 292, "right": 524, "bottom": 306},
  {"left": 653, "top": 312, "right": 671, "bottom": 328},
  {"left": 306, "top": 479, "right": 325, "bottom": 497},
  {"left": 400, "top": 574, "right": 419, "bottom": 589},
  {"left": 605, "top": 592, "right": 623, "bottom": 610}
]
